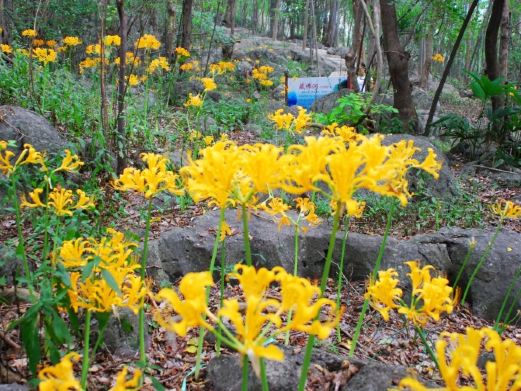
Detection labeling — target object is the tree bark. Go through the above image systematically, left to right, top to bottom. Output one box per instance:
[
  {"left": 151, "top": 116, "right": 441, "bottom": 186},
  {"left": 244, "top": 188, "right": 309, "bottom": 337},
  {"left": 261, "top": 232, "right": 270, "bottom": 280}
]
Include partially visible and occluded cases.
[
  {"left": 0, "top": 0, "right": 7, "bottom": 43},
  {"left": 116, "top": 0, "right": 127, "bottom": 174},
  {"left": 165, "top": 0, "right": 176, "bottom": 63},
  {"left": 178, "top": 0, "right": 193, "bottom": 50},
  {"left": 224, "top": 0, "right": 236, "bottom": 35},
  {"left": 252, "top": 0, "right": 259, "bottom": 33},
  {"left": 270, "top": 0, "right": 281, "bottom": 40},
  {"left": 302, "top": 0, "right": 310, "bottom": 49},
  {"left": 323, "top": 0, "right": 339, "bottom": 47},
  {"left": 380, "top": 0, "right": 417, "bottom": 131},
  {"left": 425, "top": 0, "right": 479, "bottom": 134},
  {"left": 485, "top": 0, "right": 505, "bottom": 113},
  {"left": 499, "top": 0, "right": 510, "bottom": 80},
  {"left": 419, "top": 30, "right": 433, "bottom": 89}
]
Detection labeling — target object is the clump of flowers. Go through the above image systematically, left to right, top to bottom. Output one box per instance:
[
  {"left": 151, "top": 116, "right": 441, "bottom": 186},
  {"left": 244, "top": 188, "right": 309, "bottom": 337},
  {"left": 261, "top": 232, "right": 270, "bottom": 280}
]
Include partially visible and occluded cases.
[
  {"left": 21, "top": 29, "right": 38, "bottom": 38},
  {"left": 104, "top": 34, "right": 121, "bottom": 47},
  {"left": 135, "top": 34, "right": 161, "bottom": 50},
  {"left": 63, "top": 36, "right": 82, "bottom": 47},
  {"left": 32, "top": 39, "right": 45, "bottom": 47},
  {"left": 1, "top": 44, "right": 12, "bottom": 54},
  {"left": 175, "top": 46, "right": 190, "bottom": 59},
  {"left": 32, "top": 47, "right": 57, "bottom": 64},
  {"left": 432, "top": 53, "right": 445, "bottom": 63},
  {"left": 147, "top": 56, "right": 170, "bottom": 74},
  {"left": 209, "top": 60, "right": 236, "bottom": 74},
  {"left": 252, "top": 64, "right": 274, "bottom": 87},
  {"left": 200, "top": 77, "right": 217, "bottom": 91},
  {"left": 184, "top": 93, "right": 203, "bottom": 108},
  {"left": 268, "top": 106, "right": 311, "bottom": 134},
  {"left": 321, "top": 123, "right": 362, "bottom": 143},
  {"left": 0, "top": 141, "right": 46, "bottom": 176},
  {"left": 21, "top": 187, "right": 95, "bottom": 216},
  {"left": 261, "top": 196, "right": 320, "bottom": 231},
  {"left": 491, "top": 199, "right": 521, "bottom": 219},
  {"left": 365, "top": 261, "right": 455, "bottom": 326},
  {"left": 155, "top": 265, "right": 340, "bottom": 370},
  {"left": 399, "top": 326, "right": 521, "bottom": 390},
  {"left": 38, "top": 352, "right": 81, "bottom": 390}
]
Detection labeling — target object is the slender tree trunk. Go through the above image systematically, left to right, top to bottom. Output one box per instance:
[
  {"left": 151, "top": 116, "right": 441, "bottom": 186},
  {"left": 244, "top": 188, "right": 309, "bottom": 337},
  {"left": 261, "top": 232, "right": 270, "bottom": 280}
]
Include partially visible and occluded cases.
[
  {"left": 0, "top": 0, "right": 7, "bottom": 43},
  {"left": 99, "top": 0, "right": 110, "bottom": 140},
  {"left": 116, "top": 0, "right": 127, "bottom": 174},
  {"left": 165, "top": 0, "right": 176, "bottom": 63},
  {"left": 178, "top": 0, "right": 193, "bottom": 50},
  {"left": 224, "top": 0, "right": 237, "bottom": 34},
  {"left": 252, "top": 0, "right": 259, "bottom": 33},
  {"left": 270, "top": 0, "right": 281, "bottom": 40},
  {"left": 302, "top": 0, "right": 310, "bottom": 49},
  {"left": 311, "top": 0, "right": 320, "bottom": 75},
  {"left": 324, "top": 0, "right": 339, "bottom": 47},
  {"left": 371, "top": 0, "right": 384, "bottom": 94},
  {"left": 380, "top": 0, "right": 417, "bottom": 131},
  {"left": 425, "top": 0, "right": 479, "bottom": 134},
  {"left": 485, "top": 0, "right": 505, "bottom": 113},
  {"left": 499, "top": 0, "right": 510, "bottom": 80},
  {"left": 420, "top": 29, "right": 433, "bottom": 89}
]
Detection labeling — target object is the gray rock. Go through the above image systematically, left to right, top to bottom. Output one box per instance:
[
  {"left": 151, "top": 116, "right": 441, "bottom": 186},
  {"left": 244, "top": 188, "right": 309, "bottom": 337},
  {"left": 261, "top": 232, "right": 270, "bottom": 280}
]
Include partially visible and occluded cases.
[
  {"left": 171, "top": 80, "right": 203, "bottom": 104},
  {"left": 411, "top": 87, "right": 438, "bottom": 112},
  {"left": 310, "top": 89, "right": 351, "bottom": 114},
  {"left": 0, "top": 106, "right": 66, "bottom": 154},
  {"left": 382, "top": 134, "right": 458, "bottom": 198},
  {"left": 149, "top": 209, "right": 521, "bottom": 321},
  {"left": 0, "top": 245, "right": 22, "bottom": 285},
  {"left": 102, "top": 308, "right": 144, "bottom": 358},
  {"left": 341, "top": 361, "right": 407, "bottom": 391},
  {"left": 0, "top": 385, "right": 28, "bottom": 391}
]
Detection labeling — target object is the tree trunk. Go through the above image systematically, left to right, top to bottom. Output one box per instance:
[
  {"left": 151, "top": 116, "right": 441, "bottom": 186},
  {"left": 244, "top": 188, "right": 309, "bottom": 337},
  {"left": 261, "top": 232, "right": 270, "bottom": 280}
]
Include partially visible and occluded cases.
[
  {"left": 0, "top": 0, "right": 7, "bottom": 43},
  {"left": 116, "top": 0, "right": 127, "bottom": 174},
  {"left": 165, "top": 0, "right": 176, "bottom": 63},
  {"left": 178, "top": 0, "right": 193, "bottom": 50},
  {"left": 224, "top": 0, "right": 236, "bottom": 34},
  {"left": 252, "top": 0, "right": 258, "bottom": 33},
  {"left": 270, "top": 0, "right": 281, "bottom": 40},
  {"left": 302, "top": 0, "right": 310, "bottom": 49},
  {"left": 323, "top": 0, "right": 339, "bottom": 47},
  {"left": 380, "top": 0, "right": 417, "bottom": 131},
  {"left": 425, "top": 0, "right": 479, "bottom": 134},
  {"left": 485, "top": 0, "right": 505, "bottom": 113},
  {"left": 499, "top": 0, "right": 510, "bottom": 80},
  {"left": 420, "top": 30, "right": 433, "bottom": 89}
]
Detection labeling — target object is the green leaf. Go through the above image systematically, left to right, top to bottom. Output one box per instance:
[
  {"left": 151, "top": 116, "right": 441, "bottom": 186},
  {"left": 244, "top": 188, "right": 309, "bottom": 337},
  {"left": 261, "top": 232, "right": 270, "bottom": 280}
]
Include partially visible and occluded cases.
[
  {"left": 470, "top": 81, "right": 486, "bottom": 100},
  {"left": 101, "top": 269, "right": 122, "bottom": 295},
  {"left": 20, "top": 310, "right": 41, "bottom": 375},
  {"left": 51, "top": 310, "right": 72, "bottom": 344},
  {"left": 149, "top": 376, "right": 166, "bottom": 391}
]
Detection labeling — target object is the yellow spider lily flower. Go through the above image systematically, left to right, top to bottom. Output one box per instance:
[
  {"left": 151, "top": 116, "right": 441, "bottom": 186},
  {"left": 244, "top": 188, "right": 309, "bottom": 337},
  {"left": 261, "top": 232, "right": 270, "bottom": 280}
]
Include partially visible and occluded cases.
[
  {"left": 21, "top": 29, "right": 37, "bottom": 38},
  {"left": 135, "top": 34, "right": 161, "bottom": 50},
  {"left": 104, "top": 35, "right": 121, "bottom": 47},
  {"left": 63, "top": 36, "right": 82, "bottom": 46},
  {"left": 175, "top": 47, "right": 190, "bottom": 58},
  {"left": 147, "top": 56, "right": 170, "bottom": 73},
  {"left": 200, "top": 77, "right": 217, "bottom": 91},
  {"left": 184, "top": 93, "right": 203, "bottom": 108},
  {"left": 294, "top": 107, "right": 312, "bottom": 133},
  {"left": 268, "top": 109, "right": 294, "bottom": 130},
  {"left": 54, "top": 149, "right": 84, "bottom": 173},
  {"left": 20, "top": 188, "right": 46, "bottom": 208},
  {"left": 491, "top": 199, "right": 521, "bottom": 220},
  {"left": 59, "top": 238, "right": 90, "bottom": 268},
  {"left": 365, "top": 268, "right": 403, "bottom": 321},
  {"left": 154, "top": 272, "right": 214, "bottom": 336},
  {"left": 38, "top": 352, "right": 81, "bottom": 391},
  {"left": 111, "top": 367, "right": 142, "bottom": 391}
]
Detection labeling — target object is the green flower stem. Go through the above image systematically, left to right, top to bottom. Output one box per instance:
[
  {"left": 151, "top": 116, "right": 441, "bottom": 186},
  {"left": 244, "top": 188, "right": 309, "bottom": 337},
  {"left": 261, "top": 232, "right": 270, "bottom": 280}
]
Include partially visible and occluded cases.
[
  {"left": 10, "top": 177, "right": 34, "bottom": 296},
  {"left": 138, "top": 199, "right": 153, "bottom": 370},
  {"left": 241, "top": 203, "right": 252, "bottom": 266},
  {"left": 298, "top": 203, "right": 342, "bottom": 391},
  {"left": 349, "top": 205, "right": 394, "bottom": 358},
  {"left": 195, "top": 208, "right": 226, "bottom": 379},
  {"left": 336, "top": 217, "right": 350, "bottom": 343},
  {"left": 461, "top": 223, "right": 502, "bottom": 305},
  {"left": 285, "top": 224, "right": 301, "bottom": 345},
  {"left": 216, "top": 237, "right": 227, "bottom": 355},
  {"left": 452, "top": 242, "right": 476, "bottom": 290},
  {"left": 494, "top": 265, "right": 521, "bottom": 329},
  {"left": 499, "top": 280, "right": 521, "bottom": 332},
  {"left": 80, "top": 310, "right": 92, "bottom": 390},
  {"left": 414, "top": 326, "right": 439, "bottom": 370},
  {"left": 242, "top": 355, "right": 249, "bottom": 391},
  {"left": 260, "top": 358, "right": 269, "bottom": 391}
]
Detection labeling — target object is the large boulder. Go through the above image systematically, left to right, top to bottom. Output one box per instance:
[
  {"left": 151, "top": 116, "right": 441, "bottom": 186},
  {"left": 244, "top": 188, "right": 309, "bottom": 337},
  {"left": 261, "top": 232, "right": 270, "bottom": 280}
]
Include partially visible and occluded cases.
[
  {"left": 310, "top": 89, "right": 351, "bottom": 114},
  {"left": 0, "top": 106, "right": 66, "bottom": 154},
  {"left": 382, "top": 134, "right": 458, "bottom": 198},
  {"left": 148, "top": 210, "right": 521, "bottom": 321},
  {"left": 341, "top": 362, "right": 407, "bottom": 391}
]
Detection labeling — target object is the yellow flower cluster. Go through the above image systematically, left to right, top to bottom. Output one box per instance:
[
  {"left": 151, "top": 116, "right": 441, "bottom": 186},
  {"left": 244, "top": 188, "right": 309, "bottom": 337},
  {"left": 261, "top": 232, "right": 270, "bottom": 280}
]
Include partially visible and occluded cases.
[
  {"left": 21, "top": 29, "right": 38, "bottom": 38},
  {"left": 104, "top": 34, "right": 121, "bottom": 47},
  {"left": 135, "top": 34, "right": 161, "bottom": 50},
  {"left": 63, "top": 36, "right": 82, "bottom": 47},
  {"left": 32, "top": 39, "right": 45, "bottom": 47},
  {"left": 46, "top": 40, "right": 57, "bottom": 47},
  {"left": 1, "top": 44, "right": 12, "bottom": 54},
  {"left": 85, "top": 44, "right": 100, "bottom": 55},
  {"left": 175, "top": 46, "right": 190, "bottom": 58},
  {"left": 32, "top": 47, "right": 57, "bottom": 64},
  {"left": 114, "top": 51, "right": 139, "bottom": 66},
  {"left": 432, "top": 53, "right": 445, "bottom": 63},
  {"left": 147, "top": 56, "right": 170, "bottom": 74},
  {"left": 209, "top": 61, "right": 236, "bottom": 74},
  {"left": 252, "top": 65, "right": 274, "bottom": 87},
  {"left": 200, "top": 77, "right": 217, "bottom": 91},
  {"left": 184, "top": 93, "right": 203, "bottom": 108},
  {"left": 268, "top": 107, "right": 311, "bottom": 133},
  {"left": 321, "top": 123, "right": 362, "bottom": 143},
  {"left": 181, "top": 134, "right": 441, "bottom": 217},
  {"left": 0, "top": 141, "right": 46, "bottom": 176},
  {"left": 113, "top": 153, "right": 183, "bottom": 199},
  {"left": 21, "top": 187, "right": 95, "bottom": 216},
  {"left": 261, "top": 197, "right": 320, "bottom": 231},
  {"left": 491, "top": 199, "right": 521, "bottom": 220},
  {"left": 58, "top": 229, "right": 146, "bottom": 314},
  {"left": 366, "top": 261, "right": 455, "bottom": 326},
  {"left": 155, "top": 265, "right": 340, "bottom": 363},
  {"left": 400, "top": 327, "right": 521, "bottom": 390},
  {"left": 38, "top": 352, "right": 81, "bottom": 391},
  {"left": 38, "top": 353, "right": 141, "bottom": 391}
]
